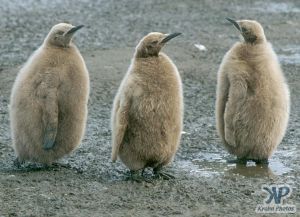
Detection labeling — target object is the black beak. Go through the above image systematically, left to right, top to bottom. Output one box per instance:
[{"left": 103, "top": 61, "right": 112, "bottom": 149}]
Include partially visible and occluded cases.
[
  {"left": 226, "top": 18, "right": 241, "bottom": 32},
  {"left": 66, "top": 25, "right": 84, "bottom": 35},
  {"left": 161, "top": 32, "right": 182, "bottom": 44}
]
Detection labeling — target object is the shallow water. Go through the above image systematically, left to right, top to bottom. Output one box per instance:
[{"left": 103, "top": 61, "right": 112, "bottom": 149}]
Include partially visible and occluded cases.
[{"left": 177, "top": 150, "right": 293, "bottom": 179}]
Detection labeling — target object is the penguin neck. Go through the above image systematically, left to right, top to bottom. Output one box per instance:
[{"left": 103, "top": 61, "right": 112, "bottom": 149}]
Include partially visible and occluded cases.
[
  {"left": 243, "top": 36, "right": 266, "bottom": 45},
  {"left": 44, "top": 37, "right": 75, "bottom": 49},
  {"left": 44, "top": 41, "right": 76, "bottom": 50},
  {"left": 235, "top": 41, "right": 268, "bottom": 61},
  {"left": 42, "top": 43, "right": 79, "bottom": 64},
  {"left": 134, "top": 45, "right": 162, "bottom": 59},
  {"left": 134, "top": 51, "right": 159, "bottom": 59},
  {"left": 134, "top": 52, "right": 167, "bottom": 62}
]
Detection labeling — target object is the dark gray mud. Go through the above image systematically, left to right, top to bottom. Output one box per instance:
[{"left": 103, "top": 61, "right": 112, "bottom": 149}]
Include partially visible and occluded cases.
[{"left": 0, "top": 0, "right": 299, "bottom": 216}]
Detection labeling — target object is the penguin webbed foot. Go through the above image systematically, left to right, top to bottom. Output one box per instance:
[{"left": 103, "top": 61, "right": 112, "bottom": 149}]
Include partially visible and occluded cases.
[
  {"left": 13, "top": 157, "right": 24, "bottom": 168},
  {"left": 227, "top": 158, "right": 247, "bottom": 165},
  {"left": 227, "top": 158, "right": 269, "bottom": 165},
  {"left": 253, "top": 159, "right": 269, "bottom": 165},
  {"left": 51, "top": 162, "right": 69, "bottom": 168},
  {"left": 153, "top": 167, "right": 175, "bottom": 180},
  {"left": 127, "top": 169, "right": 153, "bottom": 183}
]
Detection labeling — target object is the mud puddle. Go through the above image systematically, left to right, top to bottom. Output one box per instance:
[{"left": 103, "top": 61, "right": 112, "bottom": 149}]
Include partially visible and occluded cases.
[{"left": 177, "top": 150, "right": 292, "bottom": 179}]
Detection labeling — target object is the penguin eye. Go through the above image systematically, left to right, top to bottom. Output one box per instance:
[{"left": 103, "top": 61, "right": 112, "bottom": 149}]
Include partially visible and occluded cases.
[
  {"left": 57, "top": 31, "right": 64, "bottom": 35},
  {"left": 151, "top": 40, "right": 158, "bottom": 45}
]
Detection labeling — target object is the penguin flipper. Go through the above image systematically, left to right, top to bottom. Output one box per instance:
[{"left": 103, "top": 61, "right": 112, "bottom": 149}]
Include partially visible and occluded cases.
[
  {"left": 216, "top": 71, "right": 230, "bottom": 144},
  {"left": 224, "top": 76, "right": 248, "bottom": 146},
  {"left": 36, "top": 80, "right": 58, "bottom": 150},
  {"left": 42, "top": 92, "right": 58, "bottom": 150},
  {"left": 111, "top": 98, "right": 130, "bottom": 162},
  {"left": 43, "top": 125, "right": 57, "bottom": 150}
]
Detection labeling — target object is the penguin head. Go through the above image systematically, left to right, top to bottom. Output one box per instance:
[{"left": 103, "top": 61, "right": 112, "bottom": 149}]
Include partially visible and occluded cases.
[
  {"left": 226, "top": 18, "right": 266, "bottom": 44},
  {"left": 45, "top": 23, "right": 84, "bottom": 47},
  {"left": 135, "top": 32, "right": 181, "bottom": 58}
]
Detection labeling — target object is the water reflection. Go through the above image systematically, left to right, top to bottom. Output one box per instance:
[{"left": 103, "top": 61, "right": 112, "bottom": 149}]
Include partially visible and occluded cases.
[
  {"left": 177, "top": 151, "right": 292, "bottom": 178},
  {"left": 226, "top": 163, "right": 275, "bottom": 178}
]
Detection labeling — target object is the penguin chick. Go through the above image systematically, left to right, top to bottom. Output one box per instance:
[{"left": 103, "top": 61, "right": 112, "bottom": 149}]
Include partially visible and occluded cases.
[
  {"left": 216, "top": 18, "right": 290, "bottom": 164},
  {"left": 10, "top": 23, "right": 89, "bottom": 165},
  {"left": 111, "top": 32, "right": 183, "bottom": 181}
]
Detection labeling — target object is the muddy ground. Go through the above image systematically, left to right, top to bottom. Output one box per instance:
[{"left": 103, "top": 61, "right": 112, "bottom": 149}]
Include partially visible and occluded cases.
[{"left": 0, "top": 0, "right": 299, "bottom": 216}]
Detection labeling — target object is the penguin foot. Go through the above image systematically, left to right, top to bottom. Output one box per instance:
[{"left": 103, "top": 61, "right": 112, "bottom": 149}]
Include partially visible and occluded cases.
[
  {"left": 13, "top": 157, "right": 24, "bottom": 168},
  {"left": 227, "top": 158, "right": 247, "bottom": 165},
  {"left": 253, "top": 159, "right": 269, "bottom": 165},
  {"left": 13, "top": 161, "right": 44, "bottom": 171},
  {"left": 51, "top": 162, "right": 71, "bottom": 169},
  {"left": 153, "top": 167, "right": 175, "bottom": 180},
  {"left": 128, "top": 170, "right": 153, "bottom": 183},
  {"left": 154, "top": 171, "right": 175, "bottom": 180}
]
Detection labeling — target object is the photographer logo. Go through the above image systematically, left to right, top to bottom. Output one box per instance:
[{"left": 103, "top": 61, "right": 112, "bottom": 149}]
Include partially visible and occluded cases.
[{"left": 256, "top": 184, "right": 296, "bottom": 213}]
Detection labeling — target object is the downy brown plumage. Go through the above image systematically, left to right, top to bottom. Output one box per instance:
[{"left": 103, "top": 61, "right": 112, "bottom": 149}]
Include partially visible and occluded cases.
[
  {"left": 216, "top": 19, "right": 290, "bottom": 163},
  {"left": 10, "top": 23, "right": 89, "bottom": 165},
  {"left": 111, "top": 32, "right": 183, "bottom": 179}
]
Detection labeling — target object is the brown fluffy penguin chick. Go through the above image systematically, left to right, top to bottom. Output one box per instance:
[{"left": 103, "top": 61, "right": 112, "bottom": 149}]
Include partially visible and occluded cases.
[
  {"left": 216, "top": 18, "right": 290, "bottom": 164},
  {"left": 10, "top": 23, "right": 89, "bottom": 166},
  {"left": 111, "top": 32, "right": 183, "bottom": 181}
]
